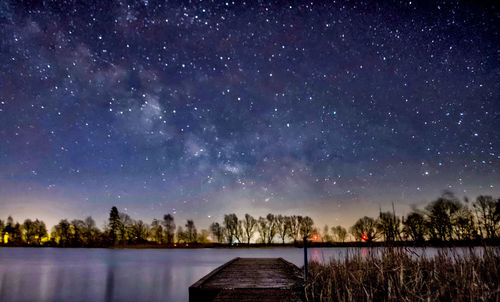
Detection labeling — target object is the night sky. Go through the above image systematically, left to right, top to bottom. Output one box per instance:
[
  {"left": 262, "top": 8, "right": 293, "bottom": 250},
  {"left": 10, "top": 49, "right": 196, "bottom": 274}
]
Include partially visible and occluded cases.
[{"left": 0, "top": 1, "right": 498, "bottom": 229}]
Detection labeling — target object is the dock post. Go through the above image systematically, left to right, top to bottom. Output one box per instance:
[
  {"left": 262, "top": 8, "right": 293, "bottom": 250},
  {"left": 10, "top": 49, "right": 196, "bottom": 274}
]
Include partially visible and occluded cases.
[{"left": 303, "top": 236, "right": 308, "bottom": 282}]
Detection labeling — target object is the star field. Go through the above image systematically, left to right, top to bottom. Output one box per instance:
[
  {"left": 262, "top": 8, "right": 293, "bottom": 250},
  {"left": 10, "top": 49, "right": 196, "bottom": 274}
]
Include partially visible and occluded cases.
[{"left": 0, "top": 1, "right": 498, "bottom": 228}]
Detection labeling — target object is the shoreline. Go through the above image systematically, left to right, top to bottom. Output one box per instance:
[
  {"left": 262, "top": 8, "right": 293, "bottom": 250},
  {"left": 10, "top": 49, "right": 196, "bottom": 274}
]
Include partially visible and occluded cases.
[{"left": 1, "top": 239, "right": 498, "bottom": 249}]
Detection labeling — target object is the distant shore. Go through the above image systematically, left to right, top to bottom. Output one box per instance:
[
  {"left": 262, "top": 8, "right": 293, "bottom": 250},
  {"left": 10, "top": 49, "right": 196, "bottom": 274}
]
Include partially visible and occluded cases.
[{"left": 1, "top": 239, "right": 498, "bottom": 249}]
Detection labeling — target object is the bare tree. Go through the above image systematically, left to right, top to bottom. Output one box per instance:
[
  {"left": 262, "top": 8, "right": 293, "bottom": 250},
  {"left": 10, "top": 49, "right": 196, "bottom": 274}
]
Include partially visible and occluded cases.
[
  {"left": 473, "top": 195, "right": 500, "bottom": 239},
  {"left": 118, "top": 212, "right": 133, "bottom": 244},
  {"left": 223, "top": 214, "right": 240, "bottom": 243},
  {"left": 241, "top": 214, "right": 257, "bottom": 245},
  {"left": 266, "top": 214, "right": 278, "bottom": 244},
  {"left": 276, "top": 215, "right": 289, "bottom": 244},
  {"left": 286, "top": 215, "right": 300, "bottom": 243},
  {"left": 82, "top": 216, "right": 98, "bottom": 246},
  {"left": 257, "top": 216, "right": 269, "bottom": 243},
  {"left": 299, "top": 216, "right": 314, "bottom": 239},
  {"left": 130, "top": 220, "right": 149, "bottom": 243},
  {"left": 209, "top": 222, "right": 224, "bottom": 243},
  {"left": 331, "top": 225, "right": 347, "bottom": 242}
]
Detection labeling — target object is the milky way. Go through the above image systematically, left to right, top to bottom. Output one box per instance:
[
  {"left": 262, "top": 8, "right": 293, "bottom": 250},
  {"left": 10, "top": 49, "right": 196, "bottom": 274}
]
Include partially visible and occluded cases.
[{"left": 0, "top": 1, "right": 498, "bottom": 228}]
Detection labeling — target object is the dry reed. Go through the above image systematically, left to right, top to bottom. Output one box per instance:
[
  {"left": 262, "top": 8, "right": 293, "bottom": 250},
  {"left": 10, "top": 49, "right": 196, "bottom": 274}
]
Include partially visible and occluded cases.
[{"left": 305, "top": 247, "right": 500, "bottom": 302}]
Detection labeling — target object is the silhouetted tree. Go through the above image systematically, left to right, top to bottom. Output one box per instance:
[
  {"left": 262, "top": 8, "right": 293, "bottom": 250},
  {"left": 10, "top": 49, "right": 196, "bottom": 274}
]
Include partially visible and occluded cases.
[
  {"left": 2, "top": 192, "right": 498, "bottom": 248},
  {"left": 425, "top": 193, "right": 462, "bottom": 241},
  {"left": 473, "top": 195, "right": 500, "bottom": 239},
  {"left": 109, "top": 206, "right": 121, "bottom": 245},
  {"left": 452, "top": 207, "right": 477, "bottom": 240},
  {"left": 377, "top": 211, "right": 401, "bottom": 242},
  {"left": 118, "top": 212, "right": 133, "bottom": 244},
  {"left": 402, "top": 212, "right": 427, "bottom": 242},
  {"left": 223, "top": 213, "right": 240, "bottom": 243},
  {"left": 163, "top": 214, "right": 176, "bottom": 244},
  {"left": 241, "top": 214, "right": 257, "bottom": 245},
  {"left": 255, "top": 214, "right": 279, "bottom": 244},
  {"left": 266, "top": 214, "right": 278, "bottom": 244},
  {"left": 276, "top": 215, "right": 289, "bottom": 244},
  {"left": 286, "top": 215, "right": 300, "bottom": 243},
  {"left": 4, "top": 216, "right": 22, "bottom": 244},
  {"left": 4, "top": 216, "right": 14, "bottom": 234},
  {"left": 82, "top": 216, "right": 98, "bottom": 246},
  {"left": 257, "top": 216, "right": 269, "bottom": 243},
  {"left": 299, "top": 216, "right": 314, "bottom": 239},
  {"left": 350, "top": 216, "right": 378, "bottom": 242},
  {"left": 2, "top": 217, "right": 9, "bottom": 244},
  {"left": 0, "top": 219, "right": 4, "bottom": 243},
  {"left": 22, "top": 219, "right": 37, "bottom": 245},
  {"left": 33, "top": 219, "right": 47, "bottom": 245},
  {"left": 53, "top": 219, "right": 72, "bottom": 247},
  {"left": 71, "top": 219, "right": 85, "bottom": 246},
  {"left": 151, "top": 219, "right": 163, "bottom": 244},
  {"left": 130, "top": 220, "right": 149, "bottom": 243},
  {"left": 185, "top": 220, "right": 197, "bottom": 243},
  {"left": 209, "top": 222, "right": 224, "bottom": 243},
  {"left": 13, "top": 223, "right": 22, "bottom": 244},
  {"left": 322, "top": 225, "right": 331, "bottom": 242},
  {"left": 331, "top": 225, "right": 347, "bottom": 242},
  {"left": 176, "top": 226, "right": 187, "bottom": 243},
  {"left": 197, "top": 229, "right": 210, "bottom": 243}
]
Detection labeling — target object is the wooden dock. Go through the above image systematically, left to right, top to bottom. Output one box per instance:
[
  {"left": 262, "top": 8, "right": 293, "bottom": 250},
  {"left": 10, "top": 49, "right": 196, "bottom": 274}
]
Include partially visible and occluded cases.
[{"left": 189, "top": 257, "right": 304, "bottom": 302}]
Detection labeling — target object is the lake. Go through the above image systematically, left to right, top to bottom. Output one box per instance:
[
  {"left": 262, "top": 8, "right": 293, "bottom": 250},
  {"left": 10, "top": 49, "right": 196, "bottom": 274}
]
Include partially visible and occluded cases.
[{"left": 0, "top": 247, "right": 476, "bottom": 302}]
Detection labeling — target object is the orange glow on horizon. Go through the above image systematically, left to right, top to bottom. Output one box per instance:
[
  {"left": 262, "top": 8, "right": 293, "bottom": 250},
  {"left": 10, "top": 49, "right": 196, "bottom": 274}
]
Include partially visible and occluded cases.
[{"left": 361, "top": 234, "right": 368, "bottom": 241}]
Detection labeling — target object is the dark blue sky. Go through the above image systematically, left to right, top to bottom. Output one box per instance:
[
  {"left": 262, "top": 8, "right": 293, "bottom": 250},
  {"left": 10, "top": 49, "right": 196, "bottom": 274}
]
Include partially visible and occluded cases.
[{"left": 0, "top": 1, "right": 498, "bottom": 229}]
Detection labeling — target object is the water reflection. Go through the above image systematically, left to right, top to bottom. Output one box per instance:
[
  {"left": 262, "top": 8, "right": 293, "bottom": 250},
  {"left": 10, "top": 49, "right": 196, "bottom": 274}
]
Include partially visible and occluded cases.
[
  {"left": 0, "top": 247, "right": 477, "bottom": 302},
  {"left": 361, "top": 247, "right": 369, "bottom": 258},
  {"left": 105, "top": 264, "right": 114, "bottom": 302}
]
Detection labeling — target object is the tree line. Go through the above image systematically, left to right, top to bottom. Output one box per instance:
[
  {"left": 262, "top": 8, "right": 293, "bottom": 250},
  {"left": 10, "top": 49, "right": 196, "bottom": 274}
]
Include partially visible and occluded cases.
[
  {"left": 0, "top": 193, "right": 498, "bottom": 247},
  {"left": 350, "top": 193, "right": 500, "bottom": 244}
]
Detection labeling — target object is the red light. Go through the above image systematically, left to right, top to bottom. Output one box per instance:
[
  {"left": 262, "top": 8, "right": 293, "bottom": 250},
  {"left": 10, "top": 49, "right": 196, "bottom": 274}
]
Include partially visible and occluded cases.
[
  {"left": 361, "top": 234, "right": 368, "bottom": 241},
  {"left": 313, "top": 235, "right": 319, "bottom": 241}
]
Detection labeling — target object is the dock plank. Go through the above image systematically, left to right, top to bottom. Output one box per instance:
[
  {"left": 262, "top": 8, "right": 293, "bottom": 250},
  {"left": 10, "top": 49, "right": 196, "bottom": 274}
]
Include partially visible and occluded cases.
[
  {"left": 189, "top": 257, "right": 304, "bottom": 302},
  {"left": 213, "top": 289, "right": 303, "bottom": 302}
]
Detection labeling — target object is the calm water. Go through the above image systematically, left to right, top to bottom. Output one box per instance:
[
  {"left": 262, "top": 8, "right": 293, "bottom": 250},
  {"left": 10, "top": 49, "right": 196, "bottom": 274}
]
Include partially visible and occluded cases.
[{"left": 0, "top": 247, "right": 477, "bottom": 302}]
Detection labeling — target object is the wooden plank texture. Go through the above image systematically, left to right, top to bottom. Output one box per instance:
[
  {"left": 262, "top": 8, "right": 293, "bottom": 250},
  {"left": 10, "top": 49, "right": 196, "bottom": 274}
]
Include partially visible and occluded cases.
[{"left": 189, "top": 257, "right": 304, "bottom": 302}]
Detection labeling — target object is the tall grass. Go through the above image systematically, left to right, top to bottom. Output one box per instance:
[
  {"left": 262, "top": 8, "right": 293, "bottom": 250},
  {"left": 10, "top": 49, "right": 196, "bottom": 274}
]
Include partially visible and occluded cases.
[{"left": 305, "top": 247, "right": 500, "bottom": 301}]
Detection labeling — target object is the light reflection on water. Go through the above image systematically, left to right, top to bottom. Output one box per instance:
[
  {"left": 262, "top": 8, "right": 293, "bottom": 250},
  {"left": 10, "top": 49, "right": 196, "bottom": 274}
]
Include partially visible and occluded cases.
[{"left": 0, "top": 247, "right": 479, "bottom": 302}]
